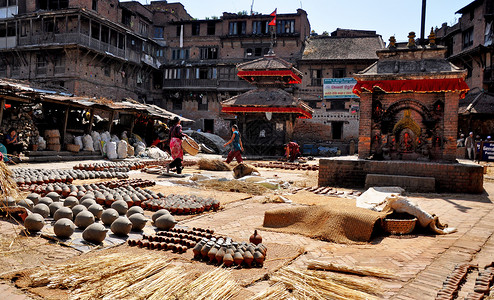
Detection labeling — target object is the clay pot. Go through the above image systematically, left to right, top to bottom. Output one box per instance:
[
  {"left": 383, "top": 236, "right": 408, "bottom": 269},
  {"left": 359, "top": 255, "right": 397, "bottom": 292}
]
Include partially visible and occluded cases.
[
  {"left": 62, "top": 187, "right": 71, "bottom": 198},
  {"left": 27, "top": 193, "right": 41, "bottom": 204},
  {"left": 64, "top": 196, "right": 79, "bottom": 208},
  {"left": 39, "top": 197, "right": 53, "bottom": 206},
  {"left": 18, "top": 199, "right": 34, "bottom": 211},
  {"left": 81, "top": 199, "right": 97, "bottom": 208},
  {"left": 111, "top": 200, "right": 128, "bottom": 215},
  {"left": 49, "top": 202, "right": 64, "bottom": 217},
  {"left": 33, "top": 203, "right": 50, "bottom": 218},
  {"left": 72, "top": 204, "right": 87, "bottom": 218},
  {"left": 88, "top": 204, "right": 103, "bottom": 219},
  {"left": 126, "top": 206, "right": 144, "bottom": 217},
  {"left": 54, "top": 207, "right": 73, "bottom": 221},
  {"left": 101, "top": 208, "right": 119, "bottom": 226},
  {"left": 152, "top": 209, "right": 171, "bottom": 223},
  {"left": 74, "top": 210, "right": 95, "bottom": 229},
  {"left": 24, "top": 213, "right": 45, "bottom": 232},
  {"left": 129, "top": 213, "right": 148, "bottom": 231},
  {"left": 154, "top": 214, "right": 177, "bottom": 231},
  {"left": 110, "top": 217, "right": 132, "bottom": 236},
  {"left": 53, "top": 218, "right": 75, "bottom": 239},
  {"left": 82, "top": 223, "right": 107, "bottom": 244},
  {"left": 249, "top": 230, "right": 262, "bottom": 245},
  {"left": 193, "top": 240, "right": 206, "bottom": 258},
  {"left": 208, "top": 245, "right": 219, "bottom": 262},
  {"left": 215, "top": 246, "right": 226, "bottom": 265},
  {"left": 243, "top": 250, "right": 254, "bottom": 267},
  {"left": 233, "top": 251, "right": 244, "bottom": 266},
  {"left": 254, "top": 251, "right": 265, "bottom": 266},
  {"left": 223, "top": 253, "right": 234, "bottom": 267}
]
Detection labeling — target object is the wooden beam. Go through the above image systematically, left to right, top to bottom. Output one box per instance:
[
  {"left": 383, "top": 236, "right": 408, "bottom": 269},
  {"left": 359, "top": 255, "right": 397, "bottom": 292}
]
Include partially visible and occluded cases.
[
  {"left": 0, "top": 98, "right": 5, "bottom": 126},
  {"left": 62, "top": 105, "right": 70, "bottom": 147},
  {"left": 88, "top": 108, "right": 94, "bottom": 133},
  {"left": 108, "top": 110, "right": 115, "bottom": 133},
  {"left": 129, "top": 113, "right": 135, "bottom": 135}
]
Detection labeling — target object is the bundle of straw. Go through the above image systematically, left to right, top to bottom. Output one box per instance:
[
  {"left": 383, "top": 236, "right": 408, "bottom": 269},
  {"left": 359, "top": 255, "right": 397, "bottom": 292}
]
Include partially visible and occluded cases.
[
  {"left": 198, "top": 158, "right": 231, "bottom": 171},
  {"left": 0, "top": 161, "right": 20, "bottom": 199},
  {"left": 201, "top": 179, "right": 267, "bottom": 195},
  {"left": 307, "top": 260, "right": 394, "bottom": 278},
  {"left": 263, "top": 266, "right": 380, "bottom": 300},
  {"left": 181, "top": 267, "right": 240, "bottom": 300},
  {"left": 249, "top": 282, "right": 293, "bottom": 300}
]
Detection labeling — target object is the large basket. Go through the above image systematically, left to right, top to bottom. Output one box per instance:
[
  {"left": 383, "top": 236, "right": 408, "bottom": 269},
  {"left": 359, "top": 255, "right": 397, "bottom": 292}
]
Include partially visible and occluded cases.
[
  {"left": 182, "top": 136, "right": 200, "bottom": 156},
  {"left": 382, "top": 218, "right": 417, "bottom": 235}
]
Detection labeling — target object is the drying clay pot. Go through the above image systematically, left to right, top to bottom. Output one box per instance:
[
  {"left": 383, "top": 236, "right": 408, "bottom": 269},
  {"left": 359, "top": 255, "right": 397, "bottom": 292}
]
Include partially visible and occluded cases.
[
  {"left": 45, "top": 192, "right": 61, "bottom": 202},
  {"left": 27, "top": 193, "right": 40, "bottom": 204},
  {"left": 64, "top": 196, "right": 79, "bottom": 208},
  {"left": 38, "top": 197, "right": 53, "bottom": 206},
  {"left": 17, "top": 199, "right": 34, "bottom": 211},
  {"left": 81, "top": 199, "right": 97, "bottom": 208},
  {"left": 111, "top": 200, "right": 128, "bottom": 215},
  {"left": 49, "top": 202, "right": 64, "bottom": 217},
  {"left": 33, "top": 203, "right": 50, "bottom": 218},
  {"left": 72, "top": 204, "right": 87, "bottom": 218},
  {"left": 88, "top": 204, "right": 103, "bottom": 219},
  {"left": 126, "top": 206, "right": 144, "bottom": 217},
  {"left": 54, "top": 207, "right": 73, "bottom": 221},
  {"left": 101, "top": 208, "right": 119, "bottom": 226},
  {"left": 152, "top": 209, "right": 171, "bottom": 223},
  {"left": 74, "top": 210, "right": 95, "bottom": 229},
  {"left": 24, "top": 213, "right": 45, "bottom": 232},
  {"left": 129, "top": 213, "right": 148, "bottom": 231},
  {"left": 154, "top": 214, "right": 177, "bottom": 230},
  {"left": 111, "top": 216, "right": 132, "bottom": 236},
  {"left": 53, "top": 218, "right": 75, "bottom": 239},
  {"left": 82, "top": 223, "right": 107, "bottom": 244},
  {"left": 249, "top": 230, "right": 262, "bottom": 245}
]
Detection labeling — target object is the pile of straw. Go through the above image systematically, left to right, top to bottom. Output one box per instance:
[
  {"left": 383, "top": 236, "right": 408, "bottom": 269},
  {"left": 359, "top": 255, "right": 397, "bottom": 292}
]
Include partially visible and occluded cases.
[
  {"left": 198, "top": 158, "right": 231, "bottom": 171},
  {"left": 0, "top": 161, "right": 19, "bottom": 199},
  {"left": 200, "top": 179, "right": 267, "bottom": 195},
  {"left": 27, "top": 252, "right": 241, "bottom": 300},
  {"left": 307, "top": 260, "right": 394, "bottom": 278},
  {"left": 250, "top": 266, "right": 381, "bottom": 300}
]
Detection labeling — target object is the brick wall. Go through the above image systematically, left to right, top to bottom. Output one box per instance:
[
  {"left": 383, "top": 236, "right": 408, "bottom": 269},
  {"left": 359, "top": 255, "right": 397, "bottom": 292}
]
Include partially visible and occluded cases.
[{"left": 318, "top": 158, "right": 484, "bottom": 193}]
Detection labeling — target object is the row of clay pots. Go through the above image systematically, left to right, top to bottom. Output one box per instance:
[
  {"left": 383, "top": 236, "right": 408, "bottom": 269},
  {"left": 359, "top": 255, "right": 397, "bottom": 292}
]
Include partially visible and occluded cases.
[
  {"left": 74, "top": 161, "right": 145, "bottom": 171},
  {"left": 254, "top": 162, "right": 319, "bottom": 171},
  {"left": 99, "top": 179, "right": 155, "bottom": 189},
  {"left": 142, "top": 194, "right": 220, "bottom": 215},
  {"left": 129, "top": 240, "right": 188, "bottom": 253}
]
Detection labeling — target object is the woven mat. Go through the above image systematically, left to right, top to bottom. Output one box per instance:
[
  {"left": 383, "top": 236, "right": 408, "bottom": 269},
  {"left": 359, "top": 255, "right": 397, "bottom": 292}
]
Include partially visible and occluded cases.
[{"left": 262, "top": 195, "right": 390, "bottom": 244}]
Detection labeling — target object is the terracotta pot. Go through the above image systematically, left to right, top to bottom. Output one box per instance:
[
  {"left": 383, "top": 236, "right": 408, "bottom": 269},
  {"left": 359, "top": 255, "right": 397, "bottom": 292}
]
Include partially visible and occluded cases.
[
  {"left": 249, "top": 230, "right": 262, "bottom": 245},
  {"left": 243, "top": 251, "right": 254, "bottom": 267},
  {"left": 223, "top": 253, "right": 234, "bottom": 267}
]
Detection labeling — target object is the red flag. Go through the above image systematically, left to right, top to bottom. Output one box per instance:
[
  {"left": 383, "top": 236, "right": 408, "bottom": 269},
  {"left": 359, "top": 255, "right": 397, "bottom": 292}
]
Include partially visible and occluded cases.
[{"left": 269, "top": 9, "right": 277, "bottom": 26}]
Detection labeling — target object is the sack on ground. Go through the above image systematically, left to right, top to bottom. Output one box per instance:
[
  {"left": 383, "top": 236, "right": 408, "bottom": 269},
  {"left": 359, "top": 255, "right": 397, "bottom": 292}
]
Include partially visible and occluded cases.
[
  {"left": 82, "top": 134, "right": 94, "bottom": 151},
  {"left": 117, "top": 140, "right": 128, "bottom": 159},
  {"left": 106, "top": 141, "right": 117, "bottom": 160}
]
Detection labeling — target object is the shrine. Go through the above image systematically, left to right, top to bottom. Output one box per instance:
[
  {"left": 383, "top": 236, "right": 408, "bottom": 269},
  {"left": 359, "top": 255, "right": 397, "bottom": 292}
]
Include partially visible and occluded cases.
[{"left": 221, "top": 53, "right": 313, "bottom": 156}]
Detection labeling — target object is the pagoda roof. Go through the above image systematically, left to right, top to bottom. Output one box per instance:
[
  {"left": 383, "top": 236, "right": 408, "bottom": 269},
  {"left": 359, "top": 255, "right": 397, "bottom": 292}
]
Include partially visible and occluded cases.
[{"left": 237, "top": 55, "right": 303, "bottom": 85}]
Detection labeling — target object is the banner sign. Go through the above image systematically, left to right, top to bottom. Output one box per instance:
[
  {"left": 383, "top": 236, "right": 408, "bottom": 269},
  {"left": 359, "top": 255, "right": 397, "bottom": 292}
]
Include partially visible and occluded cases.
[
  {"left": 323, "top": 78, "right": 358, "bottom": 99},
  {"left": 481, "top": 142, "right": 494, "bottom": 162}
]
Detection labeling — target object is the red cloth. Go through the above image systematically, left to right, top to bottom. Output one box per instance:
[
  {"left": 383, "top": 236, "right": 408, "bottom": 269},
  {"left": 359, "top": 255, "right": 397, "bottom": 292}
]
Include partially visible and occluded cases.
[
  {"left": 269, "top": 9, "right": 277, "bottom": 26},
  {"left": 352, "top": 78, "right": 469, "bottom": 99},
  {"left": 170, "top": 137, "right": 183, "bottom": 160},
  {"left": 151, "top": 138, "right": 160, "bottom": 147},
  {"left": 287, "top": 142, "right": 300, "bottom": 162},
  {"left": 226, "top": 150, "right": 243, "bottom": 164}
]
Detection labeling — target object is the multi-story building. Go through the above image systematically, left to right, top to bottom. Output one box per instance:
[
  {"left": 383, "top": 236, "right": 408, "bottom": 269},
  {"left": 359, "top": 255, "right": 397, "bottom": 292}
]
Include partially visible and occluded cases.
[{"left": 293, "top": 29, "right": 385, "bottom": 153}]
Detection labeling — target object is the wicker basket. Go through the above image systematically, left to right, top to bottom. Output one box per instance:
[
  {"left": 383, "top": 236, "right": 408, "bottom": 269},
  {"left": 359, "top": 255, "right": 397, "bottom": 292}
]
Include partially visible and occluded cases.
[
  {"left": 182, "top": 136, "right": 200, "bottom": 156},
  {"left": 66, "top": 144, "right": 80, "bottom": 153},
  {"left": 382, "top": 218, "right": 417, "bottom": 235}
]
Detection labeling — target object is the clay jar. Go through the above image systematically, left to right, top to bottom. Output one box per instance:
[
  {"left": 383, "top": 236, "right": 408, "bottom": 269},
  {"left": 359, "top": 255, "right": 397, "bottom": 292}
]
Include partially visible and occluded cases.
[
  {"left": 45, "top": 192, "right": 61, "bottom": 202},
  {"left": 27, "top": 193, "right": 40, "bottom": 204},
  {"left": 64, "top": 196, "right": 79, "bottom": 208},
  {"left": 38, "top": 197, "right": 53, "bottom": 206},
  {"left": 17, "top": 199, "right": 34, "bottom": 211},
  {"left": 81, "top": 199, "right": 97, "bottom": 208},
  {"left": 111, "top": 200, "right": 128, "bottom": 215},
  {"left": 49, "top": 202, "right": 64, "bottom": 217},
  {"left": 33, "top": 203, "right": 50, "bottom": 218},
  {"left": 72, "top": 204, "right": 87, "bottom": 218},
  {"left": 88, "top": 204, "right": 104, "bottom": 219},
  {"left": 126, "top": 206, "right": 144, "bottom": 217},
  {"left": 54, "top": 207, "right": 73, "bottom": 221},
  {"left": 101, "top": 208, "right": 120, "bottom": 226},
  {"left": 152, "top": 209, "right": 171, "bottom": 223},
  {"left": 74, "top": 210, "right": 95, "bottom": 229},
  {"left": 24, "top": 213, "right": 45, "bottom": 232},
  {"left": 128, "top": 213, "right": 148, "bottom": 231},
  {"left": 154, "top": 214, "right": 177, "bottom": 231},
  {"left": 110, "top": 217, "right": 132, "bottom": 236},
  {"left": 54, "top": 218, "right": 75, "bottom": 239},
  {"left": 82, "top": 223, "right": 107, "bottom": 244},
  {"left": 249, "top": 230, "right": 262, "bottom": 245},
  {"left": 243, "top": 250, "right": 254, "bottom": 267},
  {"left": 233, "top": 251, "right": 244, "bottom": 266},
  {"left": 223, "top": 253, "right": 234, "bottom": 267}
]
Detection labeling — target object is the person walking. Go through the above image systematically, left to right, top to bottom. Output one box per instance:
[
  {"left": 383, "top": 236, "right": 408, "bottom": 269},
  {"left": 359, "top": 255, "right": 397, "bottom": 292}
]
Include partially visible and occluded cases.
[
  {"left": 166, "top": 117, "right": 188, "bottom": 174},
  {"left": 224, "top": 124, "right": 244, "bottom": 164},
  {"left": 465, "top": 132, "right": 475, "bottom": 160}
]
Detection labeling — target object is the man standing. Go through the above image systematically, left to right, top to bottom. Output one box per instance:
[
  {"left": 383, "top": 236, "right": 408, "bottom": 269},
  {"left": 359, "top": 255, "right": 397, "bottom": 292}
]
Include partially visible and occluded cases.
[
  {"left": 224, "top": 124, "right": 244, "bottom": 164},
  {"left": 465, "top": 132, "right": 475, "bottom": 160}
]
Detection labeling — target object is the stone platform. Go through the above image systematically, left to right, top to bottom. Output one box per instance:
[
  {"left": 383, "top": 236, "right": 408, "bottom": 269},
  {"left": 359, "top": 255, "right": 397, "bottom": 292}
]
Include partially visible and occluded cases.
[{"left": 318, "top": 156, "right": 484, "bottom": 193}]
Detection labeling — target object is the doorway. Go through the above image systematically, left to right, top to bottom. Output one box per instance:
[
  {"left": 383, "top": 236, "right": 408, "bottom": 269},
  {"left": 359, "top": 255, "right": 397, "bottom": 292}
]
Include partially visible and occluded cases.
[
  {"left": 204, "top": 119, "right": 214, "bottom": 133},
  {"left": 332, "top": 122, "right": 343, "bottom": 140}
]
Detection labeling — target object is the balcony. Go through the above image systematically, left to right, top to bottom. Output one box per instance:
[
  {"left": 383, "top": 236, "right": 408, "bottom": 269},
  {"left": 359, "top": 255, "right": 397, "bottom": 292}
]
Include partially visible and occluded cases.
[{"left": 163, "top": 79, "right": 218, "bottom": 90}]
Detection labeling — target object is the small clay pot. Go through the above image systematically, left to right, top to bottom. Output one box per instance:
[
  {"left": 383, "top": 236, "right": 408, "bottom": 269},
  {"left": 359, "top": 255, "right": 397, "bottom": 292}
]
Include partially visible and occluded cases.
[
  {"left": 39, "top": 197, "right": 53, "bottom": 206},
  {"left": 18, "top": 199, "right": 34, "bottom": 211},
  {"left": 33, "top": 203, "right": 50, "bottom": 218},
  {"left": 54, "top": 206, "right": 73, "bottom": 221},
  {"left": 101, "top": 208, "right": 119, "bottom": 226},
  {"left": 74, "top": 210, "right": 95, "bottom": 229},
  {"left": 24, "top": 213, "right": 45, "bottom": 232},
  {"left": 110, "top": 216, "right": 132, "bottom": 236},
  {"left": 53, "top": 218, "right": 75, "bottom": 239},
  {"left": 82, "top": 223, "right": 107, "bottom": 244},
  {"left": 249, "top": 230, "right": 262, "bottom": 245},
  {"left": 215, "top": 247, "right": 226, "bottom": 265},
  {"left": 243, "top": 250, "right": 254, "bottom": 267},
  {"left": 233, "top": 251, "right": 244, "bottom": 266},
  {"left": 254, "top": 251, "right": 265, "bottom": 266},
  {"left": 223, "top": 253, "right": 234, "bottom": 267}
]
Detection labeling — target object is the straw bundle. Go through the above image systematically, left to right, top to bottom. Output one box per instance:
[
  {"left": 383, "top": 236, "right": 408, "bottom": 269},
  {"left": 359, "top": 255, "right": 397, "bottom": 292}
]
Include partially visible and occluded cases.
[
  {"left": 198, "top": 158, "right": 231, "bottom": 171},
  {"left": 0, "top": 161, "right": 20, "bottom": 199},
  {"left": 200, "top": 179, "right": 267, "bottom": 195},
  {"left": 307, "top": 260, "right": 394, "bottom": 278},
  {"left": 264, "top": 266, "right": 379, "bottom": 300},
  {"left": 181, "top": 267, "right": 240, "bottom": 300},
  {"left": 249, "top": 282, "right": 294, "bottom": 300}
]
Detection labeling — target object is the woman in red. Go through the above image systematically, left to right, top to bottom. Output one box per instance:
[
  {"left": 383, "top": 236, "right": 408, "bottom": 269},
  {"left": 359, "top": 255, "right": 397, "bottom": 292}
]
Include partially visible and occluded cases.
[
  {"left": 166, "top": 117, "right": 188, "bottom": 174},
  {"left": 285, "top": 141, "right": 300, "bottom": 162}
]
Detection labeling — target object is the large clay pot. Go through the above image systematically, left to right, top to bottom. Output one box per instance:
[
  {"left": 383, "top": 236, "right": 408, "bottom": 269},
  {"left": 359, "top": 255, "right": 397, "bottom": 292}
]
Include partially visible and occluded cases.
[
  {"left": 45, "top": 192, "right": 61, "bottom": 202},
  {"left": 27, "top": 193, "right": 41, "bottom": 204},
  {"left": 64, "top": 196, "right": 79, "bottom": 208},
  {"left": 38, "top": 197, "right": 53, "bottom": 206},
  {"left": 18, "top": 199, "right": 34, "bottom": 211},
  {"left": 81, "top": 199, "right": 97, "bottom": 208},
  {"left": 111, "top": 200, "right": 128, "bottom": 215},
  {"left": 49, "top": 202, "right": 64, "bottom": 217},
  {"left": 33, "top": 203, "right": 50, "bottom": 218},
  {"left": 72, "top": 204, "right": 87, "bottom": 218},
  {"left": 88, "top": 204, "right": 103, "bottom": 219},
  {"left": 126, "top": 206, "right": 144, "bottom": 217},
  {"left": 54, "top": 207, "right": 73, "bottom": 221},
  {"left": 101, "top": 208, "right": 119, "bottom": 226},
  {"left": 152, "top": 209, "right": 171, "bottom": 223},
  {"left": 74, "top": 210, "right": 95, "bottom": 229},
  {"left": 24, "top": 213, "right": 45, "bottom": 232},
  {"left": 128, "top": 213, "right": 148, "bottom": 231},
  {"left": 154, "top": 214, "right": 177, "bottom": 230},
  {"left": 111, "top": 216, "right": 132, "bottom": 236},
  {"left": 54, "top": 218, "right": 75, "bottom": 239},
  {"left": 82, "top": 223, "right": 107, "bottom": 244},
  {"left": 249, "top": 230, "right": 262, "bottom": 245}
]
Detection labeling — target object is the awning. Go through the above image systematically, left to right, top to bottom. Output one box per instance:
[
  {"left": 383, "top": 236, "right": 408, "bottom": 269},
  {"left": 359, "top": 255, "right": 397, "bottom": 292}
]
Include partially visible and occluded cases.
[{"left": 353, "top": 78, "right": 470, "bottom": 99}]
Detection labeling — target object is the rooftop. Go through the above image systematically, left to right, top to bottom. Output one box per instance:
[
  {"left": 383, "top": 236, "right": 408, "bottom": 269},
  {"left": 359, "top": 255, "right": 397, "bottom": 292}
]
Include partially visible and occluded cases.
[{"left": 301, "top": 36, "right": 385, "bottom": 61}]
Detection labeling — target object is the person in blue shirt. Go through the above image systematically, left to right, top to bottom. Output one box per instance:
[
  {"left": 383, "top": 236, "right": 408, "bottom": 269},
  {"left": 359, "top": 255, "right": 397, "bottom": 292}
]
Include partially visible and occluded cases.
[{"left": 224, "top": 124, "right": 244, "bottom": 164}]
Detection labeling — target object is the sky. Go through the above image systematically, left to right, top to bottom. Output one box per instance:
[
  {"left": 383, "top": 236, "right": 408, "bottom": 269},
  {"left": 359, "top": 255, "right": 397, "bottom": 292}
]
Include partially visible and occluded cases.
[{"left": 126, "top": 0, "right": 474, "bottom": 43}]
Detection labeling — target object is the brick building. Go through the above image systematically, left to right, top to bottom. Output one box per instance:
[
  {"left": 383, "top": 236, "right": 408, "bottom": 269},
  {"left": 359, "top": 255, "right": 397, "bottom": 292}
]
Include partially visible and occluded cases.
[{"left": 293, "top": 29, "right": 385, "bottom": 153}]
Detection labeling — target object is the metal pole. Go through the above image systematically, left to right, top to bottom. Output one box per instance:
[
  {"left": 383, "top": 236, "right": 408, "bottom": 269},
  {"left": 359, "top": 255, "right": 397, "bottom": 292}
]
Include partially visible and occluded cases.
[{"left": 420, "top": 0, "right": 426, "bottom": 46}]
